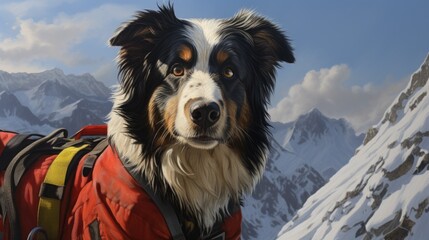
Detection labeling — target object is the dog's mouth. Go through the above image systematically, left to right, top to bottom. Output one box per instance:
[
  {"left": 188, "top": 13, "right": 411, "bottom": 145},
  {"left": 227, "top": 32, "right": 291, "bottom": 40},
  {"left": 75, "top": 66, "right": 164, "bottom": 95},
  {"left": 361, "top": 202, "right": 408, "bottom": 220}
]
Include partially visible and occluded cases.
[{"left": 178, "top": 135, "right": 221, "bottom": 149}]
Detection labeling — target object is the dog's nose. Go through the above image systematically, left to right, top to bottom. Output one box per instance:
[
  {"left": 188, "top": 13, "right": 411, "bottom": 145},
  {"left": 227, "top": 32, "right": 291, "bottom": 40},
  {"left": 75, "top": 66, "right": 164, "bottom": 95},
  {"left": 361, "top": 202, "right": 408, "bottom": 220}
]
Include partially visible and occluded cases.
[{"left": 190, "top": 101, "right": 220, "bottom": 129}]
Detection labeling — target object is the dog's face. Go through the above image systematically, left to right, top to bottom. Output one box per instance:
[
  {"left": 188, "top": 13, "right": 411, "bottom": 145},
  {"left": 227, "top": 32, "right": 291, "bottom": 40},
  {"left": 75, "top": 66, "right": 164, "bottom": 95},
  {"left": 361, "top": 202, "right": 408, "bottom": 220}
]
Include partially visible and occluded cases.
[
  {"left": 108, "top": 5, "right": 294, "bottom": 230},
  {"left": 110, "top": 6, "right": 293, "bottom": 159}
]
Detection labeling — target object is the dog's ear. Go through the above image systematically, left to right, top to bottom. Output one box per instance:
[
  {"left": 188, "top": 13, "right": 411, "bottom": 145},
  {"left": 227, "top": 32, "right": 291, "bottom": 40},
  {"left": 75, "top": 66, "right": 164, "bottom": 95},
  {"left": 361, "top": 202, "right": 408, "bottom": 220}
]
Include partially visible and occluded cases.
[
  {"left": 109, "top": 5, "right": 181, "bottom": 47},
  {"left": 226, "top": 10, "right": 295, "bottom": 64}
]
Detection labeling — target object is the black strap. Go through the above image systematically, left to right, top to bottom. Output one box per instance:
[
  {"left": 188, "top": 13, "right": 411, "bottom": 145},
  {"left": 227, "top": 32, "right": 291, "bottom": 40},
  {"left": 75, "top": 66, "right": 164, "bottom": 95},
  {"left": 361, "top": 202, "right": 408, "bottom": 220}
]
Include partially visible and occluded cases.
[
  {"left": 2, "top": 129, "right": 67, "bottom": 240},
  {"left": 0, "top": 133, "right": 43, "bottom": 171},
  {"left": 82, "top": 139, "right": 109, "bottom": 177},
  {"left": 121, "top": 160, "right": 186, "bottom": 240},
  {"left": 88, "top": 220, "right": 101, "bottom": 240}
]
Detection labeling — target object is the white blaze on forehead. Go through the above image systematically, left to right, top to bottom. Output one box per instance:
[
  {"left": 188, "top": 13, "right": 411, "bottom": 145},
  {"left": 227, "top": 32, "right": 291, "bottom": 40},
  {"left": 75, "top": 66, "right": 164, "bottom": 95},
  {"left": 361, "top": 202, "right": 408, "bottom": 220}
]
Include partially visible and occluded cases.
[
  {"left": 187, "top": 18, "right": 222, "bottom": 45},
  {"left": 186, "top": 19, "right": 222, "bottom": 71},
  {"left": 182, "top": 71, "right": 222, "bottom": 101}
]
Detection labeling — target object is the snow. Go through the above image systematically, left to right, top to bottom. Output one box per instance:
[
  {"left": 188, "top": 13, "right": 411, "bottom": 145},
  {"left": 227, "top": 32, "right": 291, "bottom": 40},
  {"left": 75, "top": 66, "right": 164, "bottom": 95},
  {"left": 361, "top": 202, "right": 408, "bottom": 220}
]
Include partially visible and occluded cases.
[
  {"left": 277, "top": 54, "right": 429, "bottom": 240},
  {"left": 16, "top": 89, "right": 64, "bottom": 118},
  {"left": 50, "top": 100, "right": 80, "bottom": 121},
  {"left": 0, "top": 116, "right": 53, "bottom": 134}
]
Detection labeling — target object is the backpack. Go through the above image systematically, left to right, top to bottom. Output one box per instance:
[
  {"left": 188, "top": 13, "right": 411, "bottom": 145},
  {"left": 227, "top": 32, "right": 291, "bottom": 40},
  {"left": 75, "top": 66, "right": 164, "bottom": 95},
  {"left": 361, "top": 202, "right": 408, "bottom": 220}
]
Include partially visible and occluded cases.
[{"left": 0, "top": 125, "right": 108, "bottom": 240}]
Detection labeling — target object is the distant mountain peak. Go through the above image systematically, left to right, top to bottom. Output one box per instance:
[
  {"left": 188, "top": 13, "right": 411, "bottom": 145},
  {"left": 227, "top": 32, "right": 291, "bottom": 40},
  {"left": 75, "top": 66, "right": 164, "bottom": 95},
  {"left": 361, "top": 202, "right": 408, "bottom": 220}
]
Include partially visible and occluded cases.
[
  {"left": 44, "top": 68, "right": 65, "bottom": 76},
  {"left": 308, "top": 107, "right": 323, "bottom": 116},
  {"left": 293, "top": 108, "right": 329, "bottom": 143},
  {"left": 297, "top": 108, "right": 328, "bottom": 124}
]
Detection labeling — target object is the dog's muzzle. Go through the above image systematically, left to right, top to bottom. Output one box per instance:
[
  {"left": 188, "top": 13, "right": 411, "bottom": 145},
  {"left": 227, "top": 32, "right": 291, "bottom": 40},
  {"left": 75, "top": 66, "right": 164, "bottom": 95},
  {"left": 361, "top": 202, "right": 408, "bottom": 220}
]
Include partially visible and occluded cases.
[{"left": 175, "top": 72, "right": 226, "bottom": 149}]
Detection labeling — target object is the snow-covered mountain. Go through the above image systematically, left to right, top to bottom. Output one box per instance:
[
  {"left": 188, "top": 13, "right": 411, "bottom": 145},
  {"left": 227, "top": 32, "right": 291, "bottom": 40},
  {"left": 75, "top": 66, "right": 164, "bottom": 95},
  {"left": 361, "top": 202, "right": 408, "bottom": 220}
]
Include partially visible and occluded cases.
[
  {"left": 278, "top": 54, "right": 429, "bottom": 240},
  {"left": 0, "top": 68, "right": 109, "bottom": 98},
  {"left": 0, "top": 69, "right": 111, "bottom": 133},
  {"left": 0, "top": 90, "right": 54, "bottom": 133},
  {"left": 0, "top": 91, "right": 41, "bottom": 124},
  {"left": 272, "top": 108, "right": 363, "bottom": 179},
  {"left": 242, "top": 109, "right": 363, "bottom": 240}
]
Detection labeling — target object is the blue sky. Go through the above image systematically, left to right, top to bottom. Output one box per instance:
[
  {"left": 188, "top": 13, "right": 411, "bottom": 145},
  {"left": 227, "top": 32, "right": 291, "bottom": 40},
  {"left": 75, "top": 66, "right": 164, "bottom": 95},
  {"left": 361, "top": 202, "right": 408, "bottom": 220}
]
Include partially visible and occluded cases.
[{"left": 1, "top": 0, "right": 428, "bottom": 132}]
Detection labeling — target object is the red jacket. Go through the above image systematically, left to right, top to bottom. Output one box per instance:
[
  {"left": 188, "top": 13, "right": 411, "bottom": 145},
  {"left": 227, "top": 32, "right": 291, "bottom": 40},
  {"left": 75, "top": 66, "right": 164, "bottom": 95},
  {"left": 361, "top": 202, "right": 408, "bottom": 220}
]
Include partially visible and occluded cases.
[{"left": 0, "top": 132, "right": 242, "bottom": 239}]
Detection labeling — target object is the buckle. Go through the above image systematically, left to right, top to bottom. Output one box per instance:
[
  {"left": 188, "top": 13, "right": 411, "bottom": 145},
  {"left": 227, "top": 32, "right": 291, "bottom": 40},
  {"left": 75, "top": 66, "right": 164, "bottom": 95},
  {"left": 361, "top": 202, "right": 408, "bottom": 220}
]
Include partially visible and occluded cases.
[{"left": 39, "top": 182, "right": 64, "bottom": 200}]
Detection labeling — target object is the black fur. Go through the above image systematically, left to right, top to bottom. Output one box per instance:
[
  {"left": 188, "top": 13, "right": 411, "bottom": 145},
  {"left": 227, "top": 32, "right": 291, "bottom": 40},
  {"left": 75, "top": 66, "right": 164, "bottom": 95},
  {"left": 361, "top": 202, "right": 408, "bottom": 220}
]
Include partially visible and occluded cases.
[{"left": 109, "top": 5, "right": 294, "bottom": 238}]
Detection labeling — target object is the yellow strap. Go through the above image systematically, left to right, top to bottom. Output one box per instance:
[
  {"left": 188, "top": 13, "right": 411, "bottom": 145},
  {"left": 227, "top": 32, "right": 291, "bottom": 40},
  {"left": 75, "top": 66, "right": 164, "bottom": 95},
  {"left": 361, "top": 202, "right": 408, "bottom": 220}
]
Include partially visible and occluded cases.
[{"left": 37, "top": 144, "right": 89, "bottom": 240}]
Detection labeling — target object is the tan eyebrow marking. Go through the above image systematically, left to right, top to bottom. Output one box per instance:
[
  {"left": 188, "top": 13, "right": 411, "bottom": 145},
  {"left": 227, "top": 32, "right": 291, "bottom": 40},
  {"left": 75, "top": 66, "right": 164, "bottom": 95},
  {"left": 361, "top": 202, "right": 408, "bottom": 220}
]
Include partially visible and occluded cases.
[
  {"left": 178, "top": 45, "right": 193, "bottom": 62},
  {"left": 216, "top": 50, "right": 229, "bottom": 65}
]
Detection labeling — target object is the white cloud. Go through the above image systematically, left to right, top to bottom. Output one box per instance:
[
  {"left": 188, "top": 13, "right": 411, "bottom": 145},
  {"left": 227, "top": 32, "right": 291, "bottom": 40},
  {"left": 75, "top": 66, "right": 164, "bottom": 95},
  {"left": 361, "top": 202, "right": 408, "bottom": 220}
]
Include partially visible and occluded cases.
[
  {"left": 0, "top": 3, "right": 134, "bottom": 79},
  {"left": 0, "top": 17, "right": 89, "bottom": 64},
  {"left": 269, "top": 64, "right": 408, "bottom": 133}
]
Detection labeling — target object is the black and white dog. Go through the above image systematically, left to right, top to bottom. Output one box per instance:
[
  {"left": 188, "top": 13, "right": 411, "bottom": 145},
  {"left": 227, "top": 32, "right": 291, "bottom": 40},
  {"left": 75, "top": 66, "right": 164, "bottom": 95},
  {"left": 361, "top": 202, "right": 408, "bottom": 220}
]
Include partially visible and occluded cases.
[{"left": 108, "top": 5, "right": 294, "bottom": 237}]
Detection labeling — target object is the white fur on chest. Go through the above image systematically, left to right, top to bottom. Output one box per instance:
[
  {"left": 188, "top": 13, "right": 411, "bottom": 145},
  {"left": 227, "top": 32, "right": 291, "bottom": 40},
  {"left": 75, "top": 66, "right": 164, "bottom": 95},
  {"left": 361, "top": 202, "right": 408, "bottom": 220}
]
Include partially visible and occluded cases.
[{"left": 161, "top": 144, "right": 252, "bottom": 229}]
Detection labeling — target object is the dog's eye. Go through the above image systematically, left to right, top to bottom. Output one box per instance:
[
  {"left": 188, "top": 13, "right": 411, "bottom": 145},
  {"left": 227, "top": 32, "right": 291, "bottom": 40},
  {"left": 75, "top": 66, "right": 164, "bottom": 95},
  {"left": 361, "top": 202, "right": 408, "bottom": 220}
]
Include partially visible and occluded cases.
[
  {"left": 172, "top": 64, "right": 185, "bottom": 77},
  {"left": 223, "top": 67, "right": 234, "bottom": 79}
]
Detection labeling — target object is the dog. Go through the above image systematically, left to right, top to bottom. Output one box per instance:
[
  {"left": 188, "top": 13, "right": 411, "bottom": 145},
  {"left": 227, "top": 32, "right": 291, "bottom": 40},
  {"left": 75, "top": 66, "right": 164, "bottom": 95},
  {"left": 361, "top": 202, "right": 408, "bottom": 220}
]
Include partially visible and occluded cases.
[
  {"left": 0, "top": 4, "right": 294, "bottom": 240},
  {"left": 107, "top": 4, "right": 295, "bottom": 238}
]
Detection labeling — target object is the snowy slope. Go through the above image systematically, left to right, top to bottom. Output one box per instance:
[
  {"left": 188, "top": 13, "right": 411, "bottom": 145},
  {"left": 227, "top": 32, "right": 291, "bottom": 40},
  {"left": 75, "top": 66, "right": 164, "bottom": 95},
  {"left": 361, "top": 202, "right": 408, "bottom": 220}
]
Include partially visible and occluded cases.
[
  {"left": 278, "top": 54, "right": 429, "bottom": 240},
  {"left": 0, "top": 69, "right": 111, "bottom": 133},
  {"left": 0, "top": 91, "right": 53, "bottom": 133},
  {"left": 0, "top": 91, "right": 40, "bottom": 123},
  {"left": 242, "top": 109, "right": 363, "bottom": 240}
]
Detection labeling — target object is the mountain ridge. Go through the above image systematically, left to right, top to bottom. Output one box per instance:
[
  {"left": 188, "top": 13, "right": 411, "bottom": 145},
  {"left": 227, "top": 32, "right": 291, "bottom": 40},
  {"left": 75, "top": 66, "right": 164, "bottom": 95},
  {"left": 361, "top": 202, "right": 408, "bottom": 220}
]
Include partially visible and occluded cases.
[
  {"left": 278, "top": 53, "right": 429, "bottom": 240},
  {"left": 0, "top": 68, "right": 111, "bottom": 133}
]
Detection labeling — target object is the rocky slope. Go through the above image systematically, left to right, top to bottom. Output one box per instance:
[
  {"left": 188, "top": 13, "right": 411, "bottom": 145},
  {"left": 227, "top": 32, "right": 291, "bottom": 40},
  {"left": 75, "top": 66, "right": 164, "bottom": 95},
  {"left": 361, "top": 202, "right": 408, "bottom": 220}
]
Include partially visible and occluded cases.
[{"left": 278, "top": 54, "right": 429, "bottom": 240}]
